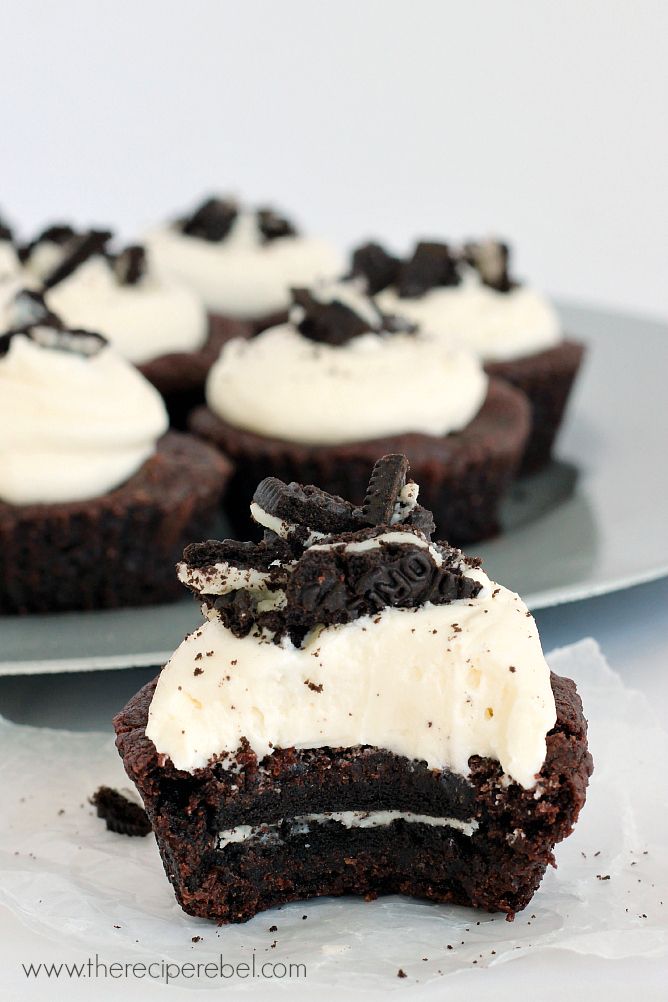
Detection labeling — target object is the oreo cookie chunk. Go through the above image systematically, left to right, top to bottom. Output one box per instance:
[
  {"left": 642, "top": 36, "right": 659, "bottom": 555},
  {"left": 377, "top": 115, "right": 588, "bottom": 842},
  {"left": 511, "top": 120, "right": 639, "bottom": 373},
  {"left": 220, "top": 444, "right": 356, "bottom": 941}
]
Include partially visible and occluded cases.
[
  {"left": 180, "top": 197, "right": 238, "bottom": 242},
  {"left": 257, "top": 207, "right": 297, "bottom": 243},
  {"left": 18, "top": 223, "right": 77, "bottom": 264},
  {"left": 42, "top": 229, "right": 113, "bottom": 289},
  {"left": 464, "top": 239, "right": 514, "bottom": 293},
  {"left": 397, "top": 241, "right": 460, "bottom": 298},
  {"left": 349, "top": 242, "right": 401, "bottom": 295},
  {"left": 112, "top": 244, "right": 147, "bottom": 286},
  {"left": 290, "top": 283, "right": 415, "bottom": 347},
  {"left": 290, "top": 284, "right": 384, "bottom": 346},
  {"left": 0, "top": 318, "right": 106, "bottom": 359},
  {"left": 188, "top": 454, "right": 480, "bottom": 644},
  {"left": 357, "top": 454, "right": 435, "bottom": 536},
  {"left": 358, "top": 454, "right": 409, "bottom": 525},
  {"left": 252, "top": 476, "right": 362, "bottom": 543},
  {"left": 285, "top": 528, "right": 481, "bottom": 642},
  {"left": 179, "top": 537, "right": 293, "bottom": 597},
  {"left": 179, "top": 537, "right": 294, "bottom": 639},
  {"left": 91, "top": 786, "right": 151, "bottom": 837}
]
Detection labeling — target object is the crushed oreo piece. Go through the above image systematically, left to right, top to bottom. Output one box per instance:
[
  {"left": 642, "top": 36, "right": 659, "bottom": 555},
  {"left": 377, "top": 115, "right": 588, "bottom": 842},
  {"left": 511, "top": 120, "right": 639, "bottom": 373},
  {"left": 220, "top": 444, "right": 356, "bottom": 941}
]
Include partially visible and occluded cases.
[
  {"left": 180, "top": 197, "right": 238, "bottom": 242},
  {"left": 257, "top": 207, "right": 297, "bottom": 242},
  {"left": 19, "top": 224, "right": 77, "bottom": 263},
  {"left": 43, "top": 229, "right": 113, "bottom": 289},
  {"left": 464, "top": 239, "right": 513, "bottom": 292},
  {"left": 397, "top": 241, "right": 460, "bottom": 298},
  {"left": 349, "top": 242, "right": 401, "bottom": 295},
  {"left": 112, "top": 244, "right": 146, "bottom": 285},
  {"left": 290, "top": 287, "right": 380, "bottom": 346},
  {"left": 0, "top": 322, "right": 106, "bottom": 359},
  {"left": 359, "top": 454, "right": 409, "bottom": 527},
  {"left": 181, "top": 455, "right": 483, "bottom": 644},
  {"left": 253, "top": 477, "right": 361, "bottom": 538},
  {"left": 402, "top": 503, "right": 436, "bottom": 537},
  {"left": 285, "top": 536, "right": 481, "bottom": 643},
  {"left": 183, "top": 537, "right": 292, "bottom": 573},
  {"left": 91, "top": 786, "right": 151, "bottom": 837}
]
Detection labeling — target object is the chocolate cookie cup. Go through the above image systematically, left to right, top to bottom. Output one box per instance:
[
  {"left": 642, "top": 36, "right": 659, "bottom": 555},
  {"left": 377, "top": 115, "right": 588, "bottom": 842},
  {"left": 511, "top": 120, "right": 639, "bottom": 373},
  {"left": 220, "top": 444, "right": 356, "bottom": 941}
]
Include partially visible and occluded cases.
[
  {"left": 352, "top": 239, "right": 585, "bottom": 472},
  {"left": 190, "top": 281, "right": 530, "bottom": 543},
  {"left": 0, "top": 315, "right": 232, "bottom": 613},
  {"left": 486, "top": 340, "right": 585, "bottom": 473},
  {"left": 191, "top": 378, "right": 528, "bottom": 544},
  {"left": 0, "top": 432, "right": 231, "bottom": 614},
  {"left": 114, "top": 456, "right": 591, "bottom": 923}
]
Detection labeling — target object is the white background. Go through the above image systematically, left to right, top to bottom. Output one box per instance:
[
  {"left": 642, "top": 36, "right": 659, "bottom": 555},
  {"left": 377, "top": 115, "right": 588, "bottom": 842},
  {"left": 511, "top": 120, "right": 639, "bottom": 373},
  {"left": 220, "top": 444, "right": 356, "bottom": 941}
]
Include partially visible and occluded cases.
[{"left": 1, "top": 0, "right": 666, "bottom": 318}]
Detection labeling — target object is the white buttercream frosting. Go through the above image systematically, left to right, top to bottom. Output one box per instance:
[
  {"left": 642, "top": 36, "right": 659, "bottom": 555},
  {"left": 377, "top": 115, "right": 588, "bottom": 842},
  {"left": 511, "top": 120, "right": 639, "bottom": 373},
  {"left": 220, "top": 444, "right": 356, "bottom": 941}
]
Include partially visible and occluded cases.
[
  {"left": 144, "top": 210, "right": 343, "bottom": 318},
  {"left": 0, "top": 240, "right": 21, "bottom": 283},
  {"left": 22, "top": 240, "right": 66, "bottom": 284},
  {"left": 42, "top": 256, "right": 208, "bottom": 365},
  {"left": 376, "top": 270, "right": 562, "bottom": 363},
  {"left": 205, "top": 323, "right": 488, "bottom": 444},
  {"left": 0, "top": 331, "right": 168, "bottom": 505},
  {"left": 146, "top": 566, "right": 556, "bottom": 788},
  {"left": 218, "top": 811, "right": 478, "bottom": 848}
]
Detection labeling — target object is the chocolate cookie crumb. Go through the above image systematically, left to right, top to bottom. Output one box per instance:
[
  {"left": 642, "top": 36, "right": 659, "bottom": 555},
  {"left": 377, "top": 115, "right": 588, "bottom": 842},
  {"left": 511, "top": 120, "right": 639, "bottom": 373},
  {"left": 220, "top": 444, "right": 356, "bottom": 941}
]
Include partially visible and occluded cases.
[{"left": 91, "top": 786, "right": 151, "bottom": 837}]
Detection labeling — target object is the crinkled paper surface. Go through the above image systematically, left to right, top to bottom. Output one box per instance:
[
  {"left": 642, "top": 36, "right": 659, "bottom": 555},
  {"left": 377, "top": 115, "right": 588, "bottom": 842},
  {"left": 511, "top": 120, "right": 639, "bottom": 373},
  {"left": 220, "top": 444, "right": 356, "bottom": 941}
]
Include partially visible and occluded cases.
[{"left": 0, "top": 639, "right": 666, "bottom": 992}]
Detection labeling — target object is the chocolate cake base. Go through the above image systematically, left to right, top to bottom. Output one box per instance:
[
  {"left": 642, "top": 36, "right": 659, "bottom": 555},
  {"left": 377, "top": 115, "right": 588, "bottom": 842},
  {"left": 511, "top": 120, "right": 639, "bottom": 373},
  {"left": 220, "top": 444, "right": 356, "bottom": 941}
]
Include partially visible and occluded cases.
[
  {"left": 138, "top": 315, "right": 250, "bottom": 429},
  {"left": 486, "top": 340, "right": 584, "bottom": 473},
  {"left": 189, "top": 378, "right": 530, "bottom": 544},
  {"left": 0, "top": 433, "right": 232, "bottom": 614},
  {"left": 114, "top": 671, "right": 592, "bottom": 923}
]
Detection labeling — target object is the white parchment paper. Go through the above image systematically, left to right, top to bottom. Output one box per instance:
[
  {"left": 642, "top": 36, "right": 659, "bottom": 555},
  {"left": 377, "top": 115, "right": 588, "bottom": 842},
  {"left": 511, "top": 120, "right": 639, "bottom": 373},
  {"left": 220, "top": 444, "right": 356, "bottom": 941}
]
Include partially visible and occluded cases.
[{"left": 0, "top": 639, "right": 666, "bottom": 992}]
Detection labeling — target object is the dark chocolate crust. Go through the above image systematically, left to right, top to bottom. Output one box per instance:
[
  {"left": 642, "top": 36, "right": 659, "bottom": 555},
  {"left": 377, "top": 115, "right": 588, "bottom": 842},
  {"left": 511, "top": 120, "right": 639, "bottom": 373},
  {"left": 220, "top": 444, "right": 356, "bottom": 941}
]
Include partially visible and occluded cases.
[
  {"left": 138, "top": 315, "right": 250, "bottom": 429},
  {"left": 486, "top": 340, "right": 584, "bottom": 473},
  {"left": 189, "top": 378, "right": 530, "bottom": 544},
  {"left": 0, "top": 432, "right": 232, "bottom": 614},
  {"left": 114, "top": 671, "right": 592, "bottom": 923}
]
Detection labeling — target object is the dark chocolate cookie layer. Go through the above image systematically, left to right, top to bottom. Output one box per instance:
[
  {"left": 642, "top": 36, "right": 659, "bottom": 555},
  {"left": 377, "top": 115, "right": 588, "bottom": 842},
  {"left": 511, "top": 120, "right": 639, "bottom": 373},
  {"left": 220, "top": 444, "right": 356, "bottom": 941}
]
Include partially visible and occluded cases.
[
  {"left": 486, "top": 340, "right": 585, "bottom": 472},
  {"left": 189, "top": 378, "right": 530, "bottom": 544},
  {"left": 0, "top": 433, "right": 231, "bottom": 613},
  {"left": 114, "top": 671, "right": 592, "bottom": 923}
]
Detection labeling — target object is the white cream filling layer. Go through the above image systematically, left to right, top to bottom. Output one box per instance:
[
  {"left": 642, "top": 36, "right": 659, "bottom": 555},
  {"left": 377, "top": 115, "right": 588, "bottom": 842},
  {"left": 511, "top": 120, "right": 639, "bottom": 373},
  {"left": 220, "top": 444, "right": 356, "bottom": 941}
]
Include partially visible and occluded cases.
[
  {"left": 144, "top": 212, "right": 343, "bottom": 318},
  {"left": 44, "top": 257, "right": 208, "bottom": 365},
  {"left": 376, "top": 272, "right": 561, "bottom": 363},
  {"left": 205, "top": 324, "right": 488, "bottom": 444},
  {"left": 0, "top": 334, "right": 168, "bottom": 504},
  {"left": 309, "top": 530, "right": 448, "bottom": 568},
  {"left": 146, "top": 569, "right": 556, "bottom": 788},
  {"left": 218, "top": 810, "right": 478, "bottom": 848}
]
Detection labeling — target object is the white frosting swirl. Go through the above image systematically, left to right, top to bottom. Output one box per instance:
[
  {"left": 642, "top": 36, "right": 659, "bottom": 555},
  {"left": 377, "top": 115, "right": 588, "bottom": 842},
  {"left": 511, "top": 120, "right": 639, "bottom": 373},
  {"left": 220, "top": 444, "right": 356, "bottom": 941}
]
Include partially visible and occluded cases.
[
  {"left": 144, "top": 211, "right": 344, "bottom": 318},
  {"left": 0, "top": 240, "right": 21, "bottom": 283},
  {"left": 44, "top": 257, "right": 208, "bottom": 364},
  {"left": 376, "top": 271, "right": 562, "bottom": 363},
  {"left": 206, "top": 323, "right": 488, "bottom": 444},
  {"left": 0, "top": 333, "right": 168, "bottom": 505},
  {"left": 146, "top": 566, "right": 557, "bottom": 788}
]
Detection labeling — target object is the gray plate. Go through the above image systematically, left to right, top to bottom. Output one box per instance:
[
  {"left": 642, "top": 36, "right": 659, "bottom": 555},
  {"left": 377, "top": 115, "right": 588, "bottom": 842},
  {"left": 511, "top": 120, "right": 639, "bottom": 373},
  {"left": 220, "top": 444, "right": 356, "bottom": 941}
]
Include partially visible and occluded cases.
[{"left": 1, "top": 302, "right": 666, "bottom": 675}]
